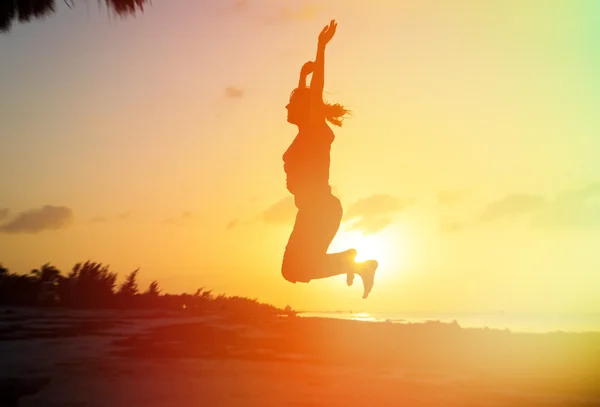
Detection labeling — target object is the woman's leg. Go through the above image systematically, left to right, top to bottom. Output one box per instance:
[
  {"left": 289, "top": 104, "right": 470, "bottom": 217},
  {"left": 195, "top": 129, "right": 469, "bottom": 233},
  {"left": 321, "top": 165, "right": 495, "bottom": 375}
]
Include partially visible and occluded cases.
[
  {"left": 281, "top": 194, "right": 378, "bottom": 298},
  {"left": 282, "top": 195, "right": 355, "bottom": 282},
  {"left": 322, "top": 250, "right": 378, "bottom": 298}
]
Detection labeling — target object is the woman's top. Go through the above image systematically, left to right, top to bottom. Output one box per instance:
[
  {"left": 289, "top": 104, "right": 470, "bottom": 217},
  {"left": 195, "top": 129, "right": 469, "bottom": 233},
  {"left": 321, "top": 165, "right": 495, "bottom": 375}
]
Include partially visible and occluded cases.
[{"left": 283, "top": 122, "right": 335, "bottom": 206}]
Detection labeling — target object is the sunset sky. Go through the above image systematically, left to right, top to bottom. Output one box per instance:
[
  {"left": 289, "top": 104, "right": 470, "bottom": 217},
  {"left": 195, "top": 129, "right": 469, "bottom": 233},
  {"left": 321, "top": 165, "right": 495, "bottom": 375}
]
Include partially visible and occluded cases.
[{"left": 1, "top": 0, "right": 599, "bottom": 314}]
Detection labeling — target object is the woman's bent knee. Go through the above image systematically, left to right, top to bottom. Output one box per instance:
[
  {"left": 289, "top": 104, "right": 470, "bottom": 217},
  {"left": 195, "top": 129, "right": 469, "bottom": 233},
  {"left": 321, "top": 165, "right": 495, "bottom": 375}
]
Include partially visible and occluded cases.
[{"left": 281, "top": 258, "right": 311, "bottom": 284}]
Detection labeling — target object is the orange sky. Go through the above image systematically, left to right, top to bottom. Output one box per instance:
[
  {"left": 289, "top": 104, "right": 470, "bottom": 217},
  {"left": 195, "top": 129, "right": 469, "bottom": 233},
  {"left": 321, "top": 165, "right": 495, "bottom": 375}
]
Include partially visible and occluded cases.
[{"left": 1, "top": 0, "right": 600, "bottom": 313}]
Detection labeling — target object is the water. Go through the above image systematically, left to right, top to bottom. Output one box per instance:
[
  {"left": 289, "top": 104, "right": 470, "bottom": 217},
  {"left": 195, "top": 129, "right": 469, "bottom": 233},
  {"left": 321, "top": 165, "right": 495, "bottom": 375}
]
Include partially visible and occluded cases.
[{"left": 298, "top": 311, "right": 600, "bottom": 333}]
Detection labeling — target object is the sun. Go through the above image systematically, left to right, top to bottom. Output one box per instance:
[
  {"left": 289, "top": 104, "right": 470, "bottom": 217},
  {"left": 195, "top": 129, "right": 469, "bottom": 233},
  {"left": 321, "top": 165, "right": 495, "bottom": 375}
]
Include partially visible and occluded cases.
[{"left": 328, "top": 227, "right": 401, "bottom": 269}]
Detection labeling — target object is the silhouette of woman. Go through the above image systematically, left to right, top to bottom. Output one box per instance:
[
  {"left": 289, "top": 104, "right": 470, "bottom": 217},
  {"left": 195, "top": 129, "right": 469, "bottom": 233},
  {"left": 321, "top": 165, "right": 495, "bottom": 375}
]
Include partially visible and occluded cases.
[{"left": 281, "top": 20, "right": 378, "bottom": 299}]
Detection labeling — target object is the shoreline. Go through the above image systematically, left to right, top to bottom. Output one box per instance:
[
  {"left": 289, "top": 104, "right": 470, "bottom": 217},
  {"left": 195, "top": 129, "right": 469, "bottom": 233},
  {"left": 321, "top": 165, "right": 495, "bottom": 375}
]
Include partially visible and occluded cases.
[{"left": 296, "top": 310, "right": 600, "bottom": 334}]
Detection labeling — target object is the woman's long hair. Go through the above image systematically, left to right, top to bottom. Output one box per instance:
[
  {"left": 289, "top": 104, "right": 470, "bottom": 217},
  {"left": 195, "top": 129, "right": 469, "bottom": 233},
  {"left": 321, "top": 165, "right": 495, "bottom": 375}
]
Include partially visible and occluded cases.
[{"left": 290, "top": 88, "right": 352, "bottom": 127}]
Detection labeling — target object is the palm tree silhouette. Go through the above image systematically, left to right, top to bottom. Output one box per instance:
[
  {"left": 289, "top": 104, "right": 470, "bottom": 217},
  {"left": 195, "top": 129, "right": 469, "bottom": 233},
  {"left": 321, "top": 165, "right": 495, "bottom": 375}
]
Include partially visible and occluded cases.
[
  {"left": 1, "top": 0, "right": 150, "bottom": 33},
  {"left": 67, "top": 261, "right": 118, "bottom": 307},
  {"left": 30, "top": 263, "right": 61, "bottom": 284},
  {"left": 30, "top": 263, "right": 62, "bottom": 305},
  {"left": 117, "top": 268, "right": 140, "bottom": 297},
  {"left": 144, "top": 280, "right": 161, "bottom": 296}
]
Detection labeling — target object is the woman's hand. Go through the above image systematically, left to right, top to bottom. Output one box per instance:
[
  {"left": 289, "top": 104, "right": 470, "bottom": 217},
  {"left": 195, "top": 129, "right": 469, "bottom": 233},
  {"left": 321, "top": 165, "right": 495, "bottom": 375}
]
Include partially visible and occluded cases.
[
  {"left": 318, "top": 19, "right": 337, "bottom": 47},
  {"left": 298, "top": 61, "right": 314, "bottom": 88},
  {"left": 300, "top": 61, "right": 314, "bottom": 76}
]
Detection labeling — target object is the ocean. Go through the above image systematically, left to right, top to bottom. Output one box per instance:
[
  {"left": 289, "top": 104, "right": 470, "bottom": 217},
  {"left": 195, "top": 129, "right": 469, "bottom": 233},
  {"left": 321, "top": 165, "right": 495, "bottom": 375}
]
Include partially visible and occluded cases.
[{"left": 298, "top": 311, "right": 600, "bottom": 333}]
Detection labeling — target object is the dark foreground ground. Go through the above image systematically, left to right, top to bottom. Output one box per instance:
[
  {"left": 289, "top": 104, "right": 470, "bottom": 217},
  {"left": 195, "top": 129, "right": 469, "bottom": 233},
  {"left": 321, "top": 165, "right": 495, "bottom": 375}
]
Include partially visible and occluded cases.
[{"left": 1, "top": 307, "right": 598, "bottom": 406}]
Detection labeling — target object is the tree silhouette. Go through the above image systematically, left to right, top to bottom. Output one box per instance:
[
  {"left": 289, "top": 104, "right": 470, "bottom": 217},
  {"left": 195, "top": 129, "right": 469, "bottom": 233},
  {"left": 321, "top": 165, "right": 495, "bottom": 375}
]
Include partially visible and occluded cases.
[
  {"left": 1, "top": 0, "right": 150, "bottom": 33},
  {"left": 0, "top": 260, "right": 289, "bottom": 315},
  {"left": 64, "top": 261, "right": 118, "bottom": 308},
  {"left": 30, "top": 263, "right": 61, "bottom": 284},
  {"left": 30, "top": 263, "right": 62, "bottom": 305},
  {"left": 0, "top": 264, "right": 13, "bottom": 304},
  {"left": 0, "top": 267, "right": 37, "bottom": 306},
  {"left": 118, "top": 268, "right": 139, "bottom": 297},
  {"left": 144, "top": 280, "right": 161, "bottom": 296},
  {"left": 194, "top": 287, "right": 213, "bottom": 300}
]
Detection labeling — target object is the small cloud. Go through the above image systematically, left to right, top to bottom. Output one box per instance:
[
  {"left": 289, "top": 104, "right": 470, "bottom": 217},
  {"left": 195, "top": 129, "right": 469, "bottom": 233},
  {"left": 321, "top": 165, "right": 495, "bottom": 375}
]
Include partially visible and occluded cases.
[
  {"left": 217, "top": 0, "right": 247, "bottom": 15},
  {"left": 233, "top": 0, "right": 247, "bottom": 10},
  {"left": 265, "top": 4, "right": 319, "bottom": 25},
  {"left": 225, "top": 86, "right": 245, "bottom": 99},
  {"left": 555, "top": 180, "right": 600, "bottom": 205},
  {"left": 449, "top": 181, "right": 600, "bottom": 233},
  {"left": 532, "top": 181, "right": 600, "bottom": 231},
  {"left": 437, "top": 187, "right": 472, "bottom": 205},
  {"left": 343, "top": 194, "right": 413, "bottom": 235},
  {"left": 346, "top": 194, "right": 413, "bottom": 219},
  {"left": 477, "top": 194, "right": 547, "bottom": 223},
  {"left": 262, "top": 196, "right": 296, "bottom": 225},
  {"left": 0, "top": 205, "right": 73, "bottom": 234},
  {"left": 0, "top": 208, "right": 9, "bottom": 222},
  {"left": 118, "top": 211, "right": 131, "bottom": 220},
  {"left": 164, "top": 211, "right": 194, "bottom": 225},
  {"left": 90, "top": 216, "right": 107, "bottom": 223},
  {"left": 346, "top": 217, "right": 392, "bottom": 235},
  {"left": 226, "top": 219, "right": 239, "bottom": 230},
  {"left": 439, "top": 219, "right": 467, "bottom": 233}
]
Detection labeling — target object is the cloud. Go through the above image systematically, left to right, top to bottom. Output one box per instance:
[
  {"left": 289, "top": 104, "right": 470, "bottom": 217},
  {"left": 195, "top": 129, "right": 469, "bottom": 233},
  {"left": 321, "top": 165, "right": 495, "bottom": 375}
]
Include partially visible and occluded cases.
[
  {"left": 217, "top": 0, "right": 247, "bottom": 15},
  {"left": 224, "top": 0, "right": 318, "bottom": 24},
  {"left": 233, "top": 0, "right": 247, "bottom": 10},
  {"left": 265, "top": 3, "right": 319, "bottom": 25},
  {"left": 225, "top": 86, "right": 245, "bottom": 99},
  {"left": 450, "top": 181, "right": 600, "bottom": 233},
  {"left": 532, "top": 181, "right": 600, "bottom": 231},
  {"left": 555, "top": 181, "right": 600, "bottom": 204},
  {"left": 437, "top": 187, "right": 472, "bottom": 205},
  {"left": 477, "top": 193, "right": 547, "bottom": 223},
  {"left": 344, "top": 194, "right": 413, "bottom": 235},
  {"left": 346, "top": 194, "right": 413, "bottom": 219},
  {"left": 262, "top": 196, "right": 296, "bottom": 225},
  {"left": 0, "top": 205, "right": 73, "bottom": 234},
  {"left": 0, "top": 209, "right": 9, "bottom": 222},
  {"left": 118, "top": 211, "right": 131, "bottom": 220},
  {"left": 164, "top": 211, "right": 194, "bottom": 225},
  {"left": 90, "top": 216, "right": 107, "bottom": 223},
  {"left": 346, "top": 217, "right": 393, "bottom": 235},
  {"left": 226, "top": 219, "right": 239, "bottom": 230},
  {"left": 439, "top": 219, "right": 467, "bottom": 234}
]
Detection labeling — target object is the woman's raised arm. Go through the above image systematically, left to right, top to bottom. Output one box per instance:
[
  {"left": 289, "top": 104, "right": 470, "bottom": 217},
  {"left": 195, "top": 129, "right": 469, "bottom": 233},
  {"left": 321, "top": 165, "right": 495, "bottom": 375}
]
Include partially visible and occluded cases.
[
  {"left": 309, "top": 19, "right": 337, "bottom": 101},
  {"left": 298, "top": 61, "right": 314, "bottom": 88}
]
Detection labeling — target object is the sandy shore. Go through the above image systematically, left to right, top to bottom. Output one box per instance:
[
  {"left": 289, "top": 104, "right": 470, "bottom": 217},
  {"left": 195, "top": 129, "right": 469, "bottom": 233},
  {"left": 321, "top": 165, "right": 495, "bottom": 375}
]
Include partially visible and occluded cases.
[{"left": 1, "top": 307, "right": 598, "bottom": 406}]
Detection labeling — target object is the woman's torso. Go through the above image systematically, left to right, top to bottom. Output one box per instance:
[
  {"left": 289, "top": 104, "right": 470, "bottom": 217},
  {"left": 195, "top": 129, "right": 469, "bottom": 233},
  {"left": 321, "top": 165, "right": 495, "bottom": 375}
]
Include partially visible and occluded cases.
[{"left": 283, "top": 122, "right": 335, "bottom": 205}]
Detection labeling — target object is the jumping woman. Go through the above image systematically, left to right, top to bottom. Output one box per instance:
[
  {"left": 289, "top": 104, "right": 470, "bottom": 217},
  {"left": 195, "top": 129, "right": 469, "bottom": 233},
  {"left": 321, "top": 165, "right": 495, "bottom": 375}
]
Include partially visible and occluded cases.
[{"left": 281, "top": 19, "right": 378, "bottom": 299}]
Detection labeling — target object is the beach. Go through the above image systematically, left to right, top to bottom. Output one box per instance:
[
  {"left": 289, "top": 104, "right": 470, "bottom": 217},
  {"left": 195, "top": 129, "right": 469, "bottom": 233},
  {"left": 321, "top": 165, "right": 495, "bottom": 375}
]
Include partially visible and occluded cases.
[{"left": 1, "top": 307, "right": 599, "bottom": 406}]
